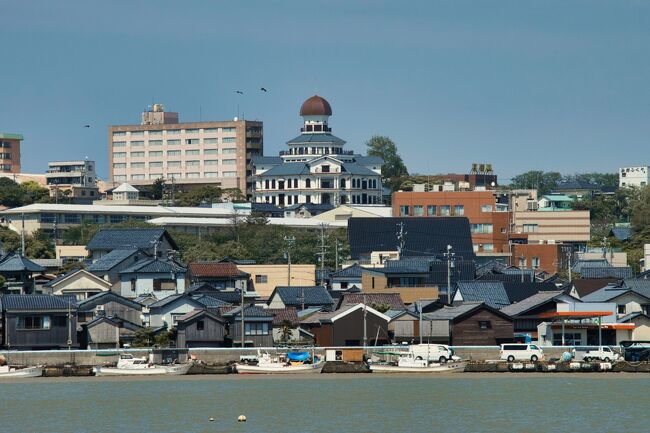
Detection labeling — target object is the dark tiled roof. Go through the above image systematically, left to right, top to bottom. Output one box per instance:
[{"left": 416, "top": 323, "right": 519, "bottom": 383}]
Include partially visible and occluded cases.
[
  {"left": 286, "top": 133, "right": 346, "bottom": 146},
  {"left": 251, "top": 155, "right": 282, "bottom": 165},
  {"left": 352, "top": 155, "right": 384, "bottom": 165},
  {"left": 260, "top": 163, "right": 311, "bottom": 176},
  {"left": 341, "top": 163, "right": 378, "bottom": 176},
  {"left": 553, "top": 180, "right": 600, "bottom": 191},
  {"left": 251, "top": 203, "right": 283, "bottom": 214},
  {"left": 284, "top": 203, "right": 335, "bottom": 212},
  {"left": 348, "top": 217, "right": 475, "bottom": 260},
  {"left": 610, "top": 227, "right": 633, "bottom": 242},
  {"left": 86, "top": 228, "right": 176, "bottom": 251},
  {"left": 87, "top": 249, "right": 138, "bottom": 272},
  {"left": 0, "top": 253, "right": 46, "bottom": 272},
  {"left": 119, "top": 258, "right": 186, "bottom": 274},
  {"left": 572, "top": 259, "right": 610, "bottom": 273},
  {"left": 188, "top": 261, "right": 248, "bottom": 278},
  {"left": 330, "top": 264, "right": 364, "bottom": 279},
  {"left": 581, "top": 267, "right": 633, "bottom": 279},
  {"left": 44, "top": 268, "right": 83, "bottom": 287},
  {"left": 477, "top": 272, "right": 534, "bottom": 283},
  {"left": 572, "top": 278, "right": 620, "bottom": 298},
  {"left": 622, "top": 279, "right": 650, "bottom": 299},
  {"left": 455, "top": 281, "right": 510, "bottom": 309},
  {"left": 502, "top": 281, "right": 561, "bottom": 303},
  {"left": 581, "top": 285, "right": 630, "bottom": 302},
  {"left": 273, "top": 286, "right": 333, "bottom": 308},
  {"left": 200, "top": 290, "right": 244, "bottom": 304},
  {"left": 77, "top": 291, "right": 143, "bottom": 311},
  {"left": 500, "top": 291, "right": 565, "bottom": 317},
  {"left": 339, "top": 293, "right": 406, "bottom": 311},
  {"left": 1, "top": 294, "right": 76, "bottom": 311},
  {"left": 133, "top": 294, "right": 159, "bottom": 305},
  {"left": 149, "top": 294, "right": 202, "bottom": 309},
  {"left": 192, "top": 295, "right": 231, "bottom": 308},
  {"left": 424, "top": 302, "right": 511, "bottom": 321},
  {"left": 222, "top": 304, "right": 273, "bottom": 318},
  {"left": 267, "top": 307, "right": 300, "bottom": 326},
  {"left": 177, "top": 308, "right": 224, "bottom": 323}
]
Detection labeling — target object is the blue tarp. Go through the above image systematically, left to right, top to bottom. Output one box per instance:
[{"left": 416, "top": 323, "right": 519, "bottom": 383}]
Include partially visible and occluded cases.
[{"left": 287, "top": 352, "right": 310, "bottom": 361}]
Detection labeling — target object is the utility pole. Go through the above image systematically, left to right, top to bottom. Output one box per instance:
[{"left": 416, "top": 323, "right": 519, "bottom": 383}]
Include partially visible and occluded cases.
[
  {"left": 20, "top": 213, "right": 25, "bottom": 256},
  {"left": 396, "top": 222, "right": 407, "bottom": 257},
  {"left": 317, "top": 224, "right": 328, "bottom": 286},
  {"left": 284, "top": 236, "right": 295, "bottom": 286},
  {"left": 334, "top": 239, "right": 340, "bottom": 271},
  {"left": 444, "top": 245, "right": 455, "bottom": 305},
  {"left": 567, "top": 249, "right": 573, "bottom": 283},
  {"left": 520, "top": 255, "right": 526, "bottom": 282},
  {"left": 240, "top": 288, "right": 245, "bottom": 348},
  {"left": 363, "top": 292, "right": 367, "bottom": 348},
  {"left": 67, "top": 300, "right": 72, "bottom": 351},
  {"left": 419, "top": 300, "right": 423, "bottom": 344}
]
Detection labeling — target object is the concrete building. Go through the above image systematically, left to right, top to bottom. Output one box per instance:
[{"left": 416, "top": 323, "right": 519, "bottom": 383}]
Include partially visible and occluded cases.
[
  {"left": 252, "top": 95, "right": 383, "bottom": 207},
  {"left": 108, "top": 103, "right": 263, "bottom": 195},
  {"left": 0, "top": 133, "right": 23, "bottom": 173},
  {"left": 46, "top": 160, "right": 99, "bottom": 202},
  {"left": 619, "top": 166, "right": 649, "bottom": 188},
  {"left": 238, "top": 264, "right": 316, "bottom": 298}
]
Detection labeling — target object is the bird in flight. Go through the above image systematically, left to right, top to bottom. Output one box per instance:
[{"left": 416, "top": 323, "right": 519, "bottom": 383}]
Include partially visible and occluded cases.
[
  {"left": 260, "top": 87, "right": 267, "bottom": 92},
  {"left": 235, "top": 90, "right": 243, "bottom": 95},
  {"left": 83, "top": 125, "right": 91, "bottom": 128}
]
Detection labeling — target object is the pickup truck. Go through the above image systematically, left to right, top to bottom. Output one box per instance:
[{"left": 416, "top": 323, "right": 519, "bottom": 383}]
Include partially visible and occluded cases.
[{"left": 575, "top": 346, "right": 620, "bottom": 362}]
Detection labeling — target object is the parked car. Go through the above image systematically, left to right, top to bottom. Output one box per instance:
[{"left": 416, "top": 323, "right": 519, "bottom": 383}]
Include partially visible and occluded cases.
[
  {"left": 410, "top": 344, "right": 459, "bottom": 363},
  {"left": 500, "top": 344, "right": 544, "bottom": 362},
  {"left": 576, "top": 346, "right": 620, "bottom": 362}
]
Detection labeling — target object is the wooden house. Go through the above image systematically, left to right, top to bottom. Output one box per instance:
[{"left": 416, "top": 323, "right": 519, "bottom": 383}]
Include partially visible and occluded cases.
[
  {"left": 85, "top": 228, "right": 177, "bottom": 260},
  {"left": 44, "top": 269, "right": 112, "bottom": 301},
  {"left": 76, "top": 291, "right": 143, "bottom": 326},
  {"left": 301, "top": 303, "right": 391, "bottom": 346},
  {"left": 221, "top": 305, "right": 274, "bottom": 347},
  {"left": 176, "top": 309, "right": 228, "bottom": 348},
  {"left": 82, "top": 316, "right": 143, "bottom": 349}
]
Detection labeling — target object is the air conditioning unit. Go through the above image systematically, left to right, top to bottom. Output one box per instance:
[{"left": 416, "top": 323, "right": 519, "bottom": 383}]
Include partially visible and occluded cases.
[{"left": 96, "top": 305, "right": 105, "bottom": 311}]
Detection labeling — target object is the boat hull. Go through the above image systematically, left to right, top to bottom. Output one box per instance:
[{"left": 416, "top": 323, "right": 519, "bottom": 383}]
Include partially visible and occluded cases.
[
  {"left": 370, "top": 362, "right": 466, "bottom": 373},
  {"left": 93, "top": 363, "right": 191, "bottom": 376},
  {"left": 235, "top": 363, "right": 324, "bottom": 374},
  {"left": 0, "top": 366, "right": 43, "bottom": 378}
]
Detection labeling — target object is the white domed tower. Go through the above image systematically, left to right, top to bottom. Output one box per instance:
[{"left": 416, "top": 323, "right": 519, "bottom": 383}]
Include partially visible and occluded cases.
[{"left": 281, "top": 95, "right": 352, "bottom": 162}]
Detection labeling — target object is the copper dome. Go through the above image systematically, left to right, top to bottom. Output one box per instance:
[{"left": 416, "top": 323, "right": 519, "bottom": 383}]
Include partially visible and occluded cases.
[{"left": 299, "top": 95, "right": 332, "bottom": 116}]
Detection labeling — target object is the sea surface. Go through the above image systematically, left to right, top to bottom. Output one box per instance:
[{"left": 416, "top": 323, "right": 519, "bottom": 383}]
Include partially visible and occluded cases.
[{"left": 2, "top": 373, "right": 649, "bottom": 433}]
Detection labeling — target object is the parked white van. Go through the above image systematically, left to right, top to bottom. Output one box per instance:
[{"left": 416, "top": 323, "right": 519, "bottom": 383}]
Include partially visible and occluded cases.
[
  {"left": 410, "top": 344, "right": 459, "bottom": 363},
  {"left": 500, "top": 344, "right": 544, "bottom": 362}
]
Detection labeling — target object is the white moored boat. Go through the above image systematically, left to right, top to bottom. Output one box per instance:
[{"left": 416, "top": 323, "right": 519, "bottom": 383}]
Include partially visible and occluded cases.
[
  {"left": 235, "top": 351, "right": 323, "bottom": 374},
  {"left": 370, "top": 353, "right": 466, "bottom": 373},
  {"left": 93, "top": 354, "right": 192, "bottom": 376},
  {"left": 0, "top": 365, "right": 43, "bottom": 378}
]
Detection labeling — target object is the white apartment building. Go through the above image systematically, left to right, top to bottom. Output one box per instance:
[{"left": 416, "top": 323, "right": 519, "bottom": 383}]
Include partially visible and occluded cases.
[{"left": 619, "top": 166, "right": 649, "bottom": 188}]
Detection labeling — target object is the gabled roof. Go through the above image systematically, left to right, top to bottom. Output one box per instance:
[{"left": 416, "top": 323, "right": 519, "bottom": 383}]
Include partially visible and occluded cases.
[
  {"left": 286, "top": 133, "right": 346, "bottom": 146},
  {"left": 251, "top": 155, "right": 282, "bottom": 165},
  {"left": 353, "top": 155, "right": 384, "bottom": 166},
  {"left": 260, "top": 163, "right": 311, "bottom": 177},
  {"left": 340, "top": 163, "right": 378, "bottom": 176},
  {"left": 113, "top": 183, "right": 139, "bottom": 193},
  {"left": 284, "top": 203, "right": 335, "bottom": 212},
  {"left": 348, "top": 217, "right": 475, "bottom": 260},
  {"left": 610, "top": 227, "right": 634, "bottom": 242},
  {"left": 86, "top": 228, "right": 177, "bottom": 251},
  {"left": 87, "top": 249, "right": 139, "bottom": 272},
  {"left": 0, "top": 253, "right": 45, "bottom": 272},
  {"left": 119, "top": 258, "right": 186, "bottom": 274},
  {"left": 572, "top": 259, "right": 610, "bottom": 273},
  {"left": 188, "top": 261, "right": 248, "bottom": 279},
  {"left": 330, "top": 264, "right": 364, "bottom": 279},
  {"left": 581, "top": 267, "right": 633, "bottom": 279},
  {"left": 44, "top": 268, "right": 110, "bottom": 289},
  {"left": 44, "top": 268, "right": 84, "bottom": 287},
  {"left": 571, "top": 278, "right": 619, "bottom": 298},
  {"left": 622, "top": 279, "right": 650, "bottom": 293},
  {"left": 454, "top": 281, "right": 510, "bottom": 309},
  {"left": 502, "top": 281, "right": 561, "bottom": 304},
  {"left": 581, "top": 285, "right": 636, "bottom": 303},
  {"left": 270, "top": 286, "right": 333, "bottom": 308},
  {"left": 200, "top": 290, "right": 244, "bottom": 304},
  {"left": 77, "top": 291, "right": 143, "bottom": 311},
  {"left": 500, "top": 291, "right": 565, "bottom": 317},
  {"left": 133, "top": 293, "right": 158, "bottom": 305},
  {"left": 338, "top": 293, "right": 406, "bottom": 311},
  {"left": 1, "top": 294, "right": 76, "bottom": 311},
  {"left": 148, "top": 294, "right": 203, "bottom": 310},
  {"left": 192, "top": 294, "right": 232, "bottom": 308},
  {"left": 425, "top": 301, "right": 513, "bottom": 322},
  {"left": 301, "top": 303, "right": 391, "bottom": 324},
  {"left": 222, "top": 304, "right": 273, "bottom": 319},
  {"left": 267, "top": 307, "right": 300, "bottom": 326},
  {"left": 176, "top": 308, "right": 224, "bottom": 324},
  {"left": 618, "top": 311, "right": 650, "bottom": 323}
]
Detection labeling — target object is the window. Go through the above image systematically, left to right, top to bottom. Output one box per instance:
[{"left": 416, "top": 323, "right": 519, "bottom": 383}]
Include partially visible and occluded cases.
[
  {"left": 222, "top": 127, "right": 236, "bottom": 133},
  {"left": 185, "top": 128, "right": 199, "bottom": 134},
  {"left": 204, "top": 128, "right": 218, "bottom": 133},
  {"left": 166, "top": 129, "right": 181, "bottom": 134},
  {"left": 149, "top": 130, "right": 162, "bottom": 135},
  {"left": 113, "top": 131, "right": 126, "bottom": 137},
  {"left": 130, "top": 131, "right": 144, "bottom": 136},
  {"left": 222, "top": 137, "right": 236, "bottom": 143},
  {"left": 167, "top": 139, "right": 181, "bottom": 146},
  {"left": 186, "top": 139, "right": 200, "bottom": 145},
  {"left": 130, "top": 140, "right": 144, "bottom": 147},
  {"left": 148, "top": 140, "right": 163, "bottom": 146},
  {"left": 113, "top": 141, "right": 126, "bottom": 147},
  {"left": 204, "top": 148, "right": 218, "bottom": 155},
  {"left": 222, "top": 148, "right": 237, "bottom": 154},
  {"left": 186, "top": 149, "right": 200, "bottom": 155},
  {"left": 167, "top": 150, "right": 181, "bottom": 156},
  {"left": 130, "top": 151, "right": 145, "bottom": 157},
  {"left": 113, "top": 152, "right": 126, "bottom": 158},
  {"left": 222, "top": 159, "right": 236, "bottom": 165},
  {"left": 186, "top": 160, "right": 200, "bottom": 166},
  {"left": 204, "top": 160, "right": 218, "bottom": 165},
  {"left": 168, "top": 161, "right": 181, "bottom": 167},
  {"left": 130, "top": 162, "right": 145, "bottom": 168},
  {"left": 149, "top": 162, "right": 163, "bottom": 168},
  {"left": 113, "top": 163, "right": 126, "bottom": 169},
  {"left": 321, "top": 165, "right": 330, "bottom": 173},
  {"left": 223, "top": 171, "right": 237, "bottom": 177},
  {"left": 187, "top": 172, "right": 200, "bottom": 178},
  {"left": 204, "top": 172, "right": 219, "bottom": 178},
  {"left": 131, "top": 174, "right": 145, "bottom": 180},
  {"left": 113, "top": 175, "right": 127, "bottom": 182},
  {"left": 305, "top": 179, "right": 311, "bottom": 188},
  {"left": 481, "top": 204, "right": 493, "bottom": 212},
  {"left": 399, "top": 205, "right": 409, "bottom": 216},
  {"left": 413, "top": 205, "right": 424, "bottom": 216},
  {"left": 427, "top": 205, "right": 437, "bottom": 216},
  {"left": 440, "top": 205, "right": 451, "bottom": 216},
  {"left": 454, "top": 205, "right": 464, "bottom": 216},
  {"left": 471, "top": 224, "right": 493, "bottom": 234},
  {"left": 522, "top": 224, "right": 538, "bottom": 233},
  {"left": 531, "top": 257, "right": 540, "bottom": 268},
  {"left": 255, "top": 275, "right": 268, "bottom": 283},
  {"left": 617, "top": 305, "right": 626, "bottom": 315},
  {"left": 18, "top": 316, "right": 50, "bottom": 330},
  {"left": 197, "top": 320, "right": 205, "bottom": 331},
  {"left": 478, "top": 321, "right": 492, "bottom": 330},
  {"left": 245, "top": 322, "right": 269, "bottom": 335},
  {"left": 553, "top": 333, "right": 581, "bottom": 346}
]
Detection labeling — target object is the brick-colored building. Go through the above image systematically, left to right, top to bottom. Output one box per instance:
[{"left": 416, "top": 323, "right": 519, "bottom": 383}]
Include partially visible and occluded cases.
[
  {"left": 108, "top": 104, "right": 263, "bottom": 195},
  {"left": 0, "top": 133, "right": 22, "bottom": 173},
  {"left": 392, "top": 190, "right": 510, "bottom": 255},
  {"left": 512, "top": 243, "right": 573, "bottom": 275}
]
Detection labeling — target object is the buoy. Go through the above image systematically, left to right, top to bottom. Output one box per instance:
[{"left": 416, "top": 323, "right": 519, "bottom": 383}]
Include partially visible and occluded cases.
[
  {"left": 238, "top": 415, "right": 247, "bottom": 422},
  {"left": 209, "top": 418, "right": 214, "bottom": 422}
]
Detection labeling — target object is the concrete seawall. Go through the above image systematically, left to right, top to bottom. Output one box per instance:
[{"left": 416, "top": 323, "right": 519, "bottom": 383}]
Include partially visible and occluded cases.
[{"left": 0, "top": 346, "right": 574, "bottom": 366}]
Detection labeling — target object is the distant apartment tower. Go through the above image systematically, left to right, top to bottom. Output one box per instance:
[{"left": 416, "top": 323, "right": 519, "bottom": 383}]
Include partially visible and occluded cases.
[
  {"left": 108, "top": 104, "right": 263, "bottom": 194},
  {"left": 0, "top": 133, "right": 23, "bottom": 173},
  {"left": 46, "top": 160, "right": 99, "bottom": 202},
  {"left": 619, "top": 166, "right": 649, "bottom": 188}
]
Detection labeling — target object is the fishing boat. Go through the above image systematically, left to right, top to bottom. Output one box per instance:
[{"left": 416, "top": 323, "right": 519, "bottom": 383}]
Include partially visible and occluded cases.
[
  {"left": 235, "top": 351, "right": 323, "bottom": 374},
  {"left": 370, "top": 353, "right": 466, "bottom": 373},
  {"left": 93, "top": 354, "right": 192, "bottom": 376},
  {"left": 0, "top": 365, "right": 43, "bottom": 378}
]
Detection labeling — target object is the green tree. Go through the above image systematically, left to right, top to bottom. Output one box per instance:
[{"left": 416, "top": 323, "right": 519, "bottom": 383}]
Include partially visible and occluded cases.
[
  {"left": 365, "top": 135, "right": 408, "bottom": 191},
  {"left": 510, "top": 171, "right": 562, "bottom": 195},
  {"left": 141, "top": 178, "right": 165, "bottom": 200},
  {"left": 177, "top": 186, "right": 223, "bottom": 207},
  {"left": 630, "top": 186, "right": 650, "bottom": 232},
  {"left": 26, "top": 230, "right": 55, "bottom": 259},
  {"left": 132, "top": 327, "right": 155, "bottom": 347},
  {"left": 154, "top": 330, "right": 173, "bottom": 348}
]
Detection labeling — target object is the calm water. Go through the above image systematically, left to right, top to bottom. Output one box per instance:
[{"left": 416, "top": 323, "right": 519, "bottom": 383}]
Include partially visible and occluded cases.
[{"left": 2, "top": 374, "right": 649, "bottom": 433}]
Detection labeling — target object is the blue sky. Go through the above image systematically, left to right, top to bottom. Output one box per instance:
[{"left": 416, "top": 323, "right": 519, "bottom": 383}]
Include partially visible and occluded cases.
[{"left": 1, "top": 0, "right": 649, "bottom": 182}]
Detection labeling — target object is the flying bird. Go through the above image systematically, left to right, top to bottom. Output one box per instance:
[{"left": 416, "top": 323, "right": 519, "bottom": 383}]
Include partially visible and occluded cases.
[
  {"left": 260, "top": 87, "right": 267, "bottom": 92},
  {"left": 235, "top": 90, "right": 244, "bottom": 95},
  {"left": 83, "top": 125, "right": 91, "bottom": 128}
]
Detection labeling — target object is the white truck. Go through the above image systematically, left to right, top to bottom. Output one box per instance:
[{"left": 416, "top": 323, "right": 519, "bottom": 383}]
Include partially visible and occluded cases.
[
  {"left": 409, "top": 344, "right": 460, "bottom": 364},
  {"left": 574, "top": 346, "right": 620, "bottom": 362}
]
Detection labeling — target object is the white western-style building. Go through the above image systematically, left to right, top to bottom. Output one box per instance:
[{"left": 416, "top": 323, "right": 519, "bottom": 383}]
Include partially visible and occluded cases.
[{"left": 251, "top": 95, "right": 384, "bottom": 207}]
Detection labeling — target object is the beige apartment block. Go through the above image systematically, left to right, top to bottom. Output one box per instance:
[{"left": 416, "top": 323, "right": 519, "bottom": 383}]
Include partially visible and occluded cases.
[
  {"left": 108, "top": 104, "right": 262, "bottom": 195},
  {"left": 0, "top": 133, "right": 23, "bottom": 173},
  {"left": 513, "top": 210, "right": 591, "bottom": 243},
  {"left": 238, "top": 264, "right": 316, "bottom": 298}
]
